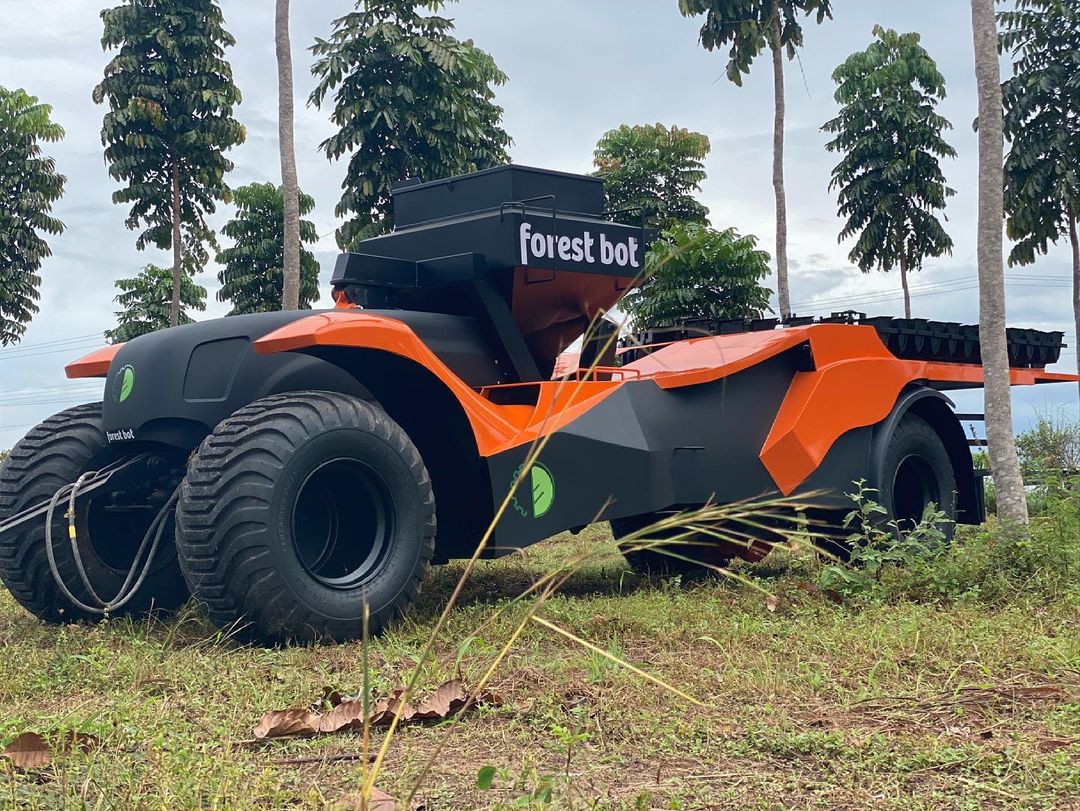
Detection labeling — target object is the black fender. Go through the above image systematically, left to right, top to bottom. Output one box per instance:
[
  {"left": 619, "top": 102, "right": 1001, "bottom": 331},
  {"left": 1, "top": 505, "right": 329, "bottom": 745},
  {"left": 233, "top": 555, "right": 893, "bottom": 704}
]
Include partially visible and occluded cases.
[{"left": 869, "top": 385, "right": 982, "bottom": 524}]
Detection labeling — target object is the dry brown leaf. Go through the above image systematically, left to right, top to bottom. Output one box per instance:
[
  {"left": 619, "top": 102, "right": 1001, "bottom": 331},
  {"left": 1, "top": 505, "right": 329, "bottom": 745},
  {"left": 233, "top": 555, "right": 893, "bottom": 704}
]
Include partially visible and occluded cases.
[
  {"left": 765, "top": 594, "right": 780, "bottom": 613},
  {"left": 411, "top": 679, "right": 467, "bottom": 721},
  {"left": 254, "top": 680, "right": 501, "bottom": 740},
  {"left": 253, "top": 709, "right": 323, "bottom": 740},
  {"left": 0, "top": 730, "right": 100, "bottom": 771},
  {"left": 2, "top": 732, "right": 52, "bottom": 770},
  {"left": 1036, "top": 737, "right": 1077, "bottom": 752}
]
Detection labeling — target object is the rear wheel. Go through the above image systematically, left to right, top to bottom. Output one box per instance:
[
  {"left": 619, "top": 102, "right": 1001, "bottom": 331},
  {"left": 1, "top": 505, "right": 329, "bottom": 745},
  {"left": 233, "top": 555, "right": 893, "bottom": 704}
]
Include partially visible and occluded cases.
[
  {"left": 175, "top": 391, "right": 435, "bottom": 644},
  {"left": 0, "top": 402, "right": 188, "bottom": 623},
  {"left": 878, "top": 414, "right": 957, "bottom": 537}
]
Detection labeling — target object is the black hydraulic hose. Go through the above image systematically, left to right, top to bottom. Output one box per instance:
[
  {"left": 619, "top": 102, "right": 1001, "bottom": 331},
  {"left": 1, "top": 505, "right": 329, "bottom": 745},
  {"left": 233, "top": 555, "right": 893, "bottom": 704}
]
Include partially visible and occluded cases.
[{"left": 44, "top": 473, "right": 178, "bottom": 615}]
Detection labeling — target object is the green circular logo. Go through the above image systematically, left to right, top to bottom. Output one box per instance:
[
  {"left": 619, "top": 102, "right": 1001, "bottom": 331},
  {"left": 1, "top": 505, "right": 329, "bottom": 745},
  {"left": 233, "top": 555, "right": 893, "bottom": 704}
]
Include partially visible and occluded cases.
[
  {"left": 115, "top": 365, "right": 135, "bottom": 403},
  {"left": 511, "top": 462, "right": 555, "bottom": 518}
]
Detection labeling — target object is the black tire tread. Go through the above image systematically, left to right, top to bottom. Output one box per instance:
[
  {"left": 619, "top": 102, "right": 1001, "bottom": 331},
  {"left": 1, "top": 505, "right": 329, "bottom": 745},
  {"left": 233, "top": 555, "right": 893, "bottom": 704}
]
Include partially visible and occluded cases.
[{"left": 175, "top": 391, "right": 435, "bottom": 643}]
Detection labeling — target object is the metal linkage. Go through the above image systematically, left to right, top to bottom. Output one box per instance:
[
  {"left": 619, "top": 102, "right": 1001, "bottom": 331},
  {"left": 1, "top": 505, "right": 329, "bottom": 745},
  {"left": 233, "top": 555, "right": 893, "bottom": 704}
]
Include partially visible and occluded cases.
[{"left": 0, "top": 456, "right": 148, "bottom": 540}]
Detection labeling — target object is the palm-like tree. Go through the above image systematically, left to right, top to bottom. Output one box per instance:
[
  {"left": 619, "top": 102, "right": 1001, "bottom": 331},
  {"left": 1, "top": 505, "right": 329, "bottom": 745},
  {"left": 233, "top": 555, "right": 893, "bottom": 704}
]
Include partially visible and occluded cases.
[
  {"left": 276, "top": 0, "right": 300, "bottom": 311},
  {"left": 971, "top": 0, "right": 1028, "bottom": 525}
]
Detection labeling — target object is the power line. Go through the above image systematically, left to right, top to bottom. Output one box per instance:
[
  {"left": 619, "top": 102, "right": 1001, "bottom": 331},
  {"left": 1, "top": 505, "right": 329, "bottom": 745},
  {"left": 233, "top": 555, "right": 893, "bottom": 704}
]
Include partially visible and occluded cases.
[
  {"left": 792, "top": 277, "right": 1071, "bottom": 311},
  {"left": 0, "top": 333, "right": 101, "bottom": 353},
  {"left": 0, "top": 342, "right": 104, "bottom": 362}
]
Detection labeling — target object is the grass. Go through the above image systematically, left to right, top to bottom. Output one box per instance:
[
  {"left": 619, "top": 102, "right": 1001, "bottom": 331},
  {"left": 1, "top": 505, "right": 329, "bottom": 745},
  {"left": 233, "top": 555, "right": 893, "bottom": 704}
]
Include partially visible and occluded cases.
[{"left": 0, "top": 521, "right": 1078, "bottom": 810}]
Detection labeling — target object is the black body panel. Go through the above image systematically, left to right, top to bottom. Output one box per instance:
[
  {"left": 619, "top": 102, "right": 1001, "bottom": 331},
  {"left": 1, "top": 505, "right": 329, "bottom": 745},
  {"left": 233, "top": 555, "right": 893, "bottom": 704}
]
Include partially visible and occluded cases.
[
  {"left": 101, "top": 310, "right": 503, "bottom": 451},
  {"left": 484, "top": 352, "right": 874, "bottom": 553}
]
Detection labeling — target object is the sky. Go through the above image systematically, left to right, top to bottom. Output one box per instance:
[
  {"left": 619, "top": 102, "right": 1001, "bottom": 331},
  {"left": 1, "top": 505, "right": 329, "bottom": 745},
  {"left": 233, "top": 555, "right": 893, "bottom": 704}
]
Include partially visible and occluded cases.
[{"left": 0, "top": 0, "right": 1077, "bottom": 451}]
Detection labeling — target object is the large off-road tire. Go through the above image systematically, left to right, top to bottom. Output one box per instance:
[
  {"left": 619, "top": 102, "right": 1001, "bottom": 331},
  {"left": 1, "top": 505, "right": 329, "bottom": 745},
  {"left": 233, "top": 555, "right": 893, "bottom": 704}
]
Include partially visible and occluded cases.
[
  {"left": 175, "top": 391, "right": 435, "bottom": 644},
  {"left": 0, "top": 402, "right": 189, "bottom": 623},
  {"left": 878, "top": 414, "right": 957, "bottom": 537},
  {"left": 611, "top": 513, "right": 769, "bottom": 577}
]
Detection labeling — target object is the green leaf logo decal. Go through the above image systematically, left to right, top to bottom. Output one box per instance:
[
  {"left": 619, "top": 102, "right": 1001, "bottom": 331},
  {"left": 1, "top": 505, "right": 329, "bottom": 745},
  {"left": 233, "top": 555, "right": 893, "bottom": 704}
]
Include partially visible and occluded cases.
[
  {"left": 116, "top": 365, "right": 135, "bottom": 403},
  {"left": 511, "top": 462, "right": 555, "bottom": 518},
  {"left": 531, "top": 464, "right": 555, "bottom": 517}
]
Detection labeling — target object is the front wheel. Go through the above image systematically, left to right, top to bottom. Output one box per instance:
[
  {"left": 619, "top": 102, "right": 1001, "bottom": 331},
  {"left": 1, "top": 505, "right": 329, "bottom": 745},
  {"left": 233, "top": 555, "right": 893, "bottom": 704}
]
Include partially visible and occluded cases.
[{"left": 175, "top": 391, "right": 435, "bottom": 644}]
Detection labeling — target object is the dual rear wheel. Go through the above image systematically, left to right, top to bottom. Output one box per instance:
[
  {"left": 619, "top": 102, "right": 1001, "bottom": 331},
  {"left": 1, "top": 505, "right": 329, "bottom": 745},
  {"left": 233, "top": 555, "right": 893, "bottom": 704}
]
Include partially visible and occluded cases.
[{"left": 0, "top": 393, "right": 434, "bottom": 644}]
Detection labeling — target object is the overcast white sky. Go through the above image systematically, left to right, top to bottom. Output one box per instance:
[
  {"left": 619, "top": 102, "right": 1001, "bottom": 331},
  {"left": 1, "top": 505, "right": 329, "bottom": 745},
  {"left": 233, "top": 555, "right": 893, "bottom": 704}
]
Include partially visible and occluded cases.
[{"left": 0, "top": 0, "right": 1077, "bottom": 450}]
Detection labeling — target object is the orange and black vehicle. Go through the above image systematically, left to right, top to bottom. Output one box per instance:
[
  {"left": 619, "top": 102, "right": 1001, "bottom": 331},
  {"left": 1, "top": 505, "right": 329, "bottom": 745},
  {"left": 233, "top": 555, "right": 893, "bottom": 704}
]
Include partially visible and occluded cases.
[{"left": 0, "top": 165, "right": 1075, "bottom": 643}]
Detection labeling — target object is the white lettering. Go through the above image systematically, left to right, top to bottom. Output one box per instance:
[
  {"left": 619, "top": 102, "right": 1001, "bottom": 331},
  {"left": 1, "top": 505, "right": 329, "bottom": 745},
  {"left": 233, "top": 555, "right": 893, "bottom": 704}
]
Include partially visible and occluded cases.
[
  {"left": 520, "top": 221, "right": 642, "bottom": 268},
  {"left": 519, "top": 222, "right": 532, "bottom": 265},
  {"left": 530, "top": 232, "right": 547, "bottom": 259},
  {"left": 600, "top": 234, "right": 614, "bottom": 265},
  {"left": 557, "top": 236, "right": 572, "bottom": 261},
  {"left": 614, "top": 242, "right": 629, "bottom": 267}
]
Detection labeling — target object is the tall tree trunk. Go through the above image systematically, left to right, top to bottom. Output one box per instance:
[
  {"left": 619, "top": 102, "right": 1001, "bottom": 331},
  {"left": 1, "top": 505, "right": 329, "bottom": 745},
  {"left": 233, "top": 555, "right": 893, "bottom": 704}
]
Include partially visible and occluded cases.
[
  {"left": 276, "top": 0, "right": 300, "bottom": 311},
  {"left": 971, "top": 0, "right": 1028, "bottom": 525},
  {"left": 770, "top": 14, "right": 790, "bottom": 320},
  {"left": 170, "top": 163, "right": 182, "bottom": 328},
  {"left": 1069, "top": 210, "right": 1080, "bottom": 404},
  {"left": 900, "top": 256, "right": 912, "bottom": 319}
]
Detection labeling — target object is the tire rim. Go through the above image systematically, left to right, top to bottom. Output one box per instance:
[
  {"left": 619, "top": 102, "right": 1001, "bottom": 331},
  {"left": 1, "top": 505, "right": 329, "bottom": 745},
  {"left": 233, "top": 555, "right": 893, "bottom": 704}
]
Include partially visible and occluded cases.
[
  {"left": 891, "top": 453, "right": 940, "bottom": 529},
  {"left": 291, "top": 457, "right": 394, "bottom": 590}
]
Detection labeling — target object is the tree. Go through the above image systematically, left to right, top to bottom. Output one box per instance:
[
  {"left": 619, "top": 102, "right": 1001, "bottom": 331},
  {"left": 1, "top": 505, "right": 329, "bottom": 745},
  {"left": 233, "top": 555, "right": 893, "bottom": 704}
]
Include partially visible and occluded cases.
[
  {"left": 93, "top": 0, "right": 245, "bottom": 328},
  {"left": 276, "top": 0, "right": 301, "bottom": 311},
  {"left": 310, "top": 0, "right": 511, "bottom": 249},
  {"left": 679, "top": 0, "right": 833, "bottom": 319},
  {"left": 972, "top": 0, "right": 1028, "bottom": 525},
  {"left": 999, "top": 0, "right": 1080, "bottom": 401},
  {"left": 823, "top": 27, "right": 956, "bottom": 319},
  {"left": 0, "top": 87, "right": 65, "bottom": 345},
  {"left": 592, "top": 124, "right": 710, "bottom": 230},
  {"left": 216, "top": 182, "right": 320, "bottom": 315},
  {"left": 620, "top": 222, "right": 772, "bottom": 329},
  {"left": 105, "top": 264, "right": 206, "bottom": 343},
  {"left": 1015, "top": 410, "right": 1080, "bottom": 475}
]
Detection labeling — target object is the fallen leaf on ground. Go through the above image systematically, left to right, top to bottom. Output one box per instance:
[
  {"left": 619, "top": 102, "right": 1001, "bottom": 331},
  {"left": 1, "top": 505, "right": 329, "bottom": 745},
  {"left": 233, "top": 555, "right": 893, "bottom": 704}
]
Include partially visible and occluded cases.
[
  {"left": 765, "top": 594, "right": 780, "bottom": 613},
  {"left": 254, "top": 679, "right": 503, "bottom": 740},
  {"left": 1, "top": 730, "right": 99, "bottom": 771},
  {"left": 2, "top": 732, "right": 51, "bottom": 770},
  {"left": 1036, "top": 737, "right": 1078, "bottom": 752}
]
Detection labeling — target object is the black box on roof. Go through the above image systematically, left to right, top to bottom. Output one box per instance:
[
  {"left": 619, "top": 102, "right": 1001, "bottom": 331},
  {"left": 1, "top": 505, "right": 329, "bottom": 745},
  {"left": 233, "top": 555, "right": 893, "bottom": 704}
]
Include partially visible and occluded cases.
[{"left": 392, "top": 164, "right": 606, "bottom": 227}]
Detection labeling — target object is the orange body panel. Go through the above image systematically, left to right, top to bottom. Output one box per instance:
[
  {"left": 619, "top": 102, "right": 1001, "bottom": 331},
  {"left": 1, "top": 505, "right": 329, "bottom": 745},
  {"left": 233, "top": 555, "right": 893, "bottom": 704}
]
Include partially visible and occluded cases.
[
  {"left": 55, "top": 312, "right": 1061, "bottom": 496},
  {"left": 253, "top": 312, "right": 625, "bottom": 456},
  {"left": 256, "top": 315, "right": 1079, "bottom": 489},
  {"left": 746, "top": 326, "right": 1077, "bottom": 494},
  {"left": 65, "top": 344, "right": 124, "bottom": 379}
]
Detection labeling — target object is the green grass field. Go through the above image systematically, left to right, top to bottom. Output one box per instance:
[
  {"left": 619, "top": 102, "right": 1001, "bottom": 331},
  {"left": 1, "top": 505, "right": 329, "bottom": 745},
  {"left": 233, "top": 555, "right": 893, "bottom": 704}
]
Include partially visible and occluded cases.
[{"left": 0, "top": 518, "right": 1077, "bottom": 810}]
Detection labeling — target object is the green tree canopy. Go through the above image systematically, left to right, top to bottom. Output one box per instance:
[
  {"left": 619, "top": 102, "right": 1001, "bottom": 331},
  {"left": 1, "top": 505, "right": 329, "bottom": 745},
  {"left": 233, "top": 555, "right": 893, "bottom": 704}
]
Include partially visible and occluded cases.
[
  {"left": 93, "top": 0, "right": 244, "bottom": 326},
  {"left": 310, "top": 0, "right": 511, "bottom": 249},
  {"left": 678, "top": 0, "right": 833, "bottom": 84},
  {"left": 678, "top": 0, "right": 833, "bottom": 320},
  {"left": 1000, "top": 0, "right": 1080, "bottom": 400},
  {"left": 1001, "top": 0, "right": 1080, "bottom": 265},
  {"left": 822, "top": 26, "right": 956, "bottom": 318},
  {"left": 0, "top": 87, "right": 65, "bottom": 345},
  {"left": 592, "top": 123, "right": 710, "bottom": 230},
  {"left": 216, "top": 182, "right": 320, "bottom": 315},
  {"left": 621, "top": 223, "right": 772, "bottom": 329},
  {"left": 105, "top": 264, "right": 206, "bottom": 343}
]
